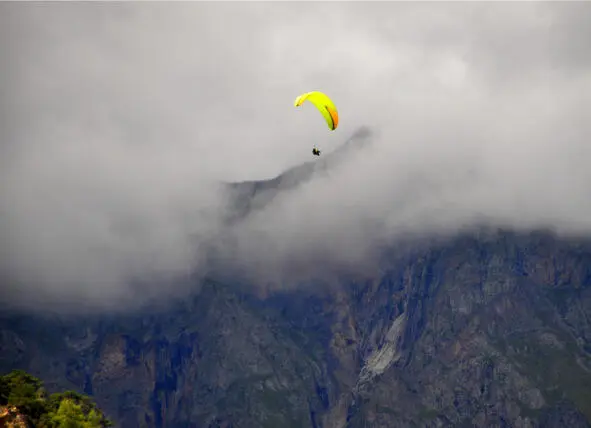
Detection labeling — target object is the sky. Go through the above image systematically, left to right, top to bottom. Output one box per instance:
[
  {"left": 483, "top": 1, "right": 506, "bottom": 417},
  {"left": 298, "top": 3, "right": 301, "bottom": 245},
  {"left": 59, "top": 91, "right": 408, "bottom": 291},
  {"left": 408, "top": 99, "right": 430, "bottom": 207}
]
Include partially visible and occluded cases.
[{"left": 1, "top": 2, "right": 590, "bottom": 312}]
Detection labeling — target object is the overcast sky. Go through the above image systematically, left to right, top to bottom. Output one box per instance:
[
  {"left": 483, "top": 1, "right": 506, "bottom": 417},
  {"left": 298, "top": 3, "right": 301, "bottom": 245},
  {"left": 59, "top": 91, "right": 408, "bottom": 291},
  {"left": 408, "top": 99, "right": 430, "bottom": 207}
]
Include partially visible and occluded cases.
[{"left": 1, "top": 2, "right": 590, "bottom": 313}]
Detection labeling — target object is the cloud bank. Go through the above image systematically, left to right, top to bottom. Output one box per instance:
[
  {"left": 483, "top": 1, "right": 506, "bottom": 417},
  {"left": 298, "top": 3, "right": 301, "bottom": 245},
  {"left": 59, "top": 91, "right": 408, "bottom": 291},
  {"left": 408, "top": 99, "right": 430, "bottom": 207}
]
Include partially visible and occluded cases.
[{"left": 1, "top": 2, "right": 590, "bottom": 312}]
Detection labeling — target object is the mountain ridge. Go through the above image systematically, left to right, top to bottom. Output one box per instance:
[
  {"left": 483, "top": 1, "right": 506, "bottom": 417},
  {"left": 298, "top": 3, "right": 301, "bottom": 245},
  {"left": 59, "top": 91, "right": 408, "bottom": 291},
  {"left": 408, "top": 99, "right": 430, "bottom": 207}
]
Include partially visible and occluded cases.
[
  {"left": 1, "top": 131, "right": 591, "bottom": 427},
  {"left": 1, "top": 228, "right": 590, "bottom": 427}
]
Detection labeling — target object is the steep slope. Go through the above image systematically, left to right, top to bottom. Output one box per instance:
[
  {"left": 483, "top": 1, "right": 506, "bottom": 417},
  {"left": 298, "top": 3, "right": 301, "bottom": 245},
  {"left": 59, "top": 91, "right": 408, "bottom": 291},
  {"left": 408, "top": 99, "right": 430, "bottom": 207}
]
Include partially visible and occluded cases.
[
  {"left": 222, "top": 126, "right": 372, "bottom": 223},
  {"left": 2, "top": 143, "right": 591, "bottom": 427},
  {"left": 2, "top": 231, "right": 590, "bottom": 427},
  {"left": 335, "top": 231, "right": 591, "bottom": 427},
  {"left": 0, "top": 282, "right": 334, "bottom": 428}
]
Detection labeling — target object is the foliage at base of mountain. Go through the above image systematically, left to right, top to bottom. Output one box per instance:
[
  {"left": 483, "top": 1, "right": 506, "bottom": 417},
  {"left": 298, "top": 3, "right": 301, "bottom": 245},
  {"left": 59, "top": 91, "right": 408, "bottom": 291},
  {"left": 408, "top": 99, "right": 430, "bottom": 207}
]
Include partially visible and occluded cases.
[{"left": 0, "top": 370, "right": 112, "bottom": 428}]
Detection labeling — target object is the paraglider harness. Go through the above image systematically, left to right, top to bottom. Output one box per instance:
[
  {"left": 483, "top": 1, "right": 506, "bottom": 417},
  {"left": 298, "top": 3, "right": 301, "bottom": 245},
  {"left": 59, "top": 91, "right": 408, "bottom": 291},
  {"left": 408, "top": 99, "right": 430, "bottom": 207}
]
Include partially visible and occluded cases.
[{"left": 312, "top": 147, "right": 321, "bottom": 156}]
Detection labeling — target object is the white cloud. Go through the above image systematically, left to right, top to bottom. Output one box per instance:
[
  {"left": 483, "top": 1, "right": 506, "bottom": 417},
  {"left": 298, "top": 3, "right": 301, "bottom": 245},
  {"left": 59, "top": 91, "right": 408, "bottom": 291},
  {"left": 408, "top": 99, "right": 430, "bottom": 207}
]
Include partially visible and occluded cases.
[{"left": 0, "top": 2, "right": 590, "bottom": 312}]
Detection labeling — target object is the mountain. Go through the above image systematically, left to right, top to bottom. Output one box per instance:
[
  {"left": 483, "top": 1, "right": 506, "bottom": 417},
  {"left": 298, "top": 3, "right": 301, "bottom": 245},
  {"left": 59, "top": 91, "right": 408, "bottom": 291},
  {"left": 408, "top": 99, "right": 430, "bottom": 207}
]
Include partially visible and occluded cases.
[
  {"left": 222, "top": 126, "right": 372, "bottom": 223},
  {"left": 1, "top": 136, "right": 590, "bottom": 427},
  {"left": 2, "top": 229, "right": 590, "bottom": 427}
]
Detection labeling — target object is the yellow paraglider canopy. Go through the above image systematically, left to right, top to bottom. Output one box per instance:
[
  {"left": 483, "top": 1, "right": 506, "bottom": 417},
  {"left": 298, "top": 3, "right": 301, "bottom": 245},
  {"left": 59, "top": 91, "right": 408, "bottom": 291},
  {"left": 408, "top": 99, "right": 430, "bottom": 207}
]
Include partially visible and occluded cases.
[{"left": 294, "top": 91, "right": 339, "bottom": 131}]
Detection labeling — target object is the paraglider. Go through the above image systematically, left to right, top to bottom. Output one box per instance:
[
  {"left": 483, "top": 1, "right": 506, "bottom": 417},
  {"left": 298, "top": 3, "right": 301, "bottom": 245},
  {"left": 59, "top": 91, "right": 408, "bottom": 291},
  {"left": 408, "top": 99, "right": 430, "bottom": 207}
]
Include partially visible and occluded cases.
[{"left": 294, "top": 91, "right": 338, "bottom": 156}]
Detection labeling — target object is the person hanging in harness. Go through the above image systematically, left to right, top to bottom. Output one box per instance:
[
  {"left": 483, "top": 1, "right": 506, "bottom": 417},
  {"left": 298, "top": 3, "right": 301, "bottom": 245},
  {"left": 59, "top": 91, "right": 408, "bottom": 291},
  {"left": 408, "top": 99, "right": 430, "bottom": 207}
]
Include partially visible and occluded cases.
[{"left": 294, "top": 91, "right": 338, "bottom": 158}]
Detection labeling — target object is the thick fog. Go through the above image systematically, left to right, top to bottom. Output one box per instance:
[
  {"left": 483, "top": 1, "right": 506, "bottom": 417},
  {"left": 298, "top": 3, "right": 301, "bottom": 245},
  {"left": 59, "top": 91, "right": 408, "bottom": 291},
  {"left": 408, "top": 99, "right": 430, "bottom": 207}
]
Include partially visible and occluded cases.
[{"left": 1, "top": 2, "right": 590, "bottom": 312}]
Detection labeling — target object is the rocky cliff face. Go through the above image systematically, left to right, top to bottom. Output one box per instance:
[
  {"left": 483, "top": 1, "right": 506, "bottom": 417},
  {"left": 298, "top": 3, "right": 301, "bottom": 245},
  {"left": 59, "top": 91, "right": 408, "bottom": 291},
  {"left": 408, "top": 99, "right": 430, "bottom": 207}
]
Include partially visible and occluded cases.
[
  {"left": 2, "top": 131, "right": 590, "bottom": 426},
  {"left": 1, "top": 230, "right": 590, "bottom": 427},
  {"left": 340, "top": 231, "right": 591, "bottom": 428}
]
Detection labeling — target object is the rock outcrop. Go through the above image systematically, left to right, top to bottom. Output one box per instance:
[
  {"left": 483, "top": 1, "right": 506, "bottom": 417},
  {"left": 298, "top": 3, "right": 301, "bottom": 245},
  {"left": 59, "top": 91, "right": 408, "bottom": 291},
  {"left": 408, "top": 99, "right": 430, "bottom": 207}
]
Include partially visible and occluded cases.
[{"left": 1, "top": 230, "right": 590, "bottom": 427}]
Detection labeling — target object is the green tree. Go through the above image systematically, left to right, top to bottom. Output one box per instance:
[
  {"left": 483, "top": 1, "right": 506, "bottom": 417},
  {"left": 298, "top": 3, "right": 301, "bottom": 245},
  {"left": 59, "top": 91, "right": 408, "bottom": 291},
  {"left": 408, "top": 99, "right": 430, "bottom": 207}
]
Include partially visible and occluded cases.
[
  {"left": 0, "top": 369, "right": 47, "bottom": 421},
  {"left": 1, "top": 370, "right": 112, "bottom": 427},
  {"left": 43, "top": 391, "right": 112, "bottom": 427},
  {"left": 47, "top": 398, "right": 102, "bottom": 428}
]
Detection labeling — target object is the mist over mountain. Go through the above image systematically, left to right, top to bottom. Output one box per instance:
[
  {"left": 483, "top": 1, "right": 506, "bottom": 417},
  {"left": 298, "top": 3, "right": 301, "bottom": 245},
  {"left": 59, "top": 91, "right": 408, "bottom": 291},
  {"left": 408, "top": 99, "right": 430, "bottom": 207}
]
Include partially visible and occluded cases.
[
  {"left": 2, "top": 2, "right": 591, "bottom": 312},
  {"left": 1, "top": 4, "right": 591, "bottom": 426},
  {"left": 2, "top": 228, "right": 591, "bottom": 427}
]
